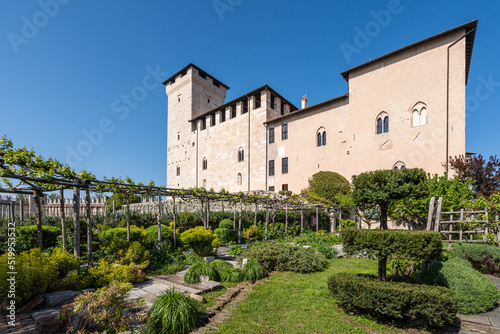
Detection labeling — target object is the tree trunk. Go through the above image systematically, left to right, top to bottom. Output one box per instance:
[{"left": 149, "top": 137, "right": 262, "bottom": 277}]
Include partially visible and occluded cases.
[
  {"left": 73, "top": 187, "right": 80, "bottom": 257},
  {"left": 86, "top": 188, "right": 93, "bottom": 267},
  {"left": 60, "top": 189, "right": 67, "bottom": 249},
  {"left": 157, "top": 189, "right": 162, "bottom": 252},
  {"left": 33, "top": 190, "right": 43, "bottom": 249},
  {"left": 126, "top": 195, "right": 130, "bottom": 242},
  {"left": 172, "top": 196, "right": 177, "bottom": 250},
  {"left": 238, "top": 199, "right": 242, "bottom": 244},
  {"left": 265, "top": 201, "right": 269, "bottom": 241},
  {"left": 254, "top": 202, "right": 257, "bottom": 227},
  {"left": 285, "top": 203, "right": 288, "bottom": 236},
  {"left": 380, "top": 205, "right": 388, "bottom": 230},
  {"left": 316, "top": 206, "right": 319, "bottom": 232},
  {"left": 378, "top": 256, "right": 387, "bottom": 281}
]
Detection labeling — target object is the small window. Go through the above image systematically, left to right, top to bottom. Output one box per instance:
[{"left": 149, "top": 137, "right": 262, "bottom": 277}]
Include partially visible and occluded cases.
[
  {"left": 254, "top": 93, "right": 261, "bottom": 109},
  {"left": 270, "top": 94, "right": 276, "bottom": 109},
  {"left": 177, "top": 95, "right": 181, "bottom": 102},
  {"left": 241, "top": 99, "right": 248, "bottom": 114},
  {"left": 280, "top": 102, "right": 285, "bottom": 115},
  {"left": 411, "top": 102, "right": 428, "bottom": 127},
  {"left": 231, "top": 105, "right": 237, "bottom": 118},
  {"left": 220, "top": 110, "right": 226, "bottom": 123},
  {"left": 376, "top": 113, "right": 389, "bottom": 134},
  {"left": 210, "top": 114, "right": 216, "bottom": 126},
  {"left": 383, "top": 116, "right": 389, "bottom": 133},
  {"left": 376, "top": 118, "right": 383, "bottom": 134},
  {"left": 200, "top": 119, "right": 206, "bottom": 130},
  {"left": 191, "top": 122, "right": 197, "bottom": 132},
  {"left": 282, "top": 124, "right": 288, "bottom": 140},
  {"left": 269, "top": 128, "right": 275, "bottom": 143},
  {"left": 322, "top": 132, "right": 326, "bottom": 146},
  {"left": 177, "top": 133, "right": 180, "bottom": 141},
  {"left": 317, "top": 133, "right": 322, "bottom": 147},
  {"left": 238, "top": 148, "right": 244, "bottom": 162},
  {"left": 282, "top": 157, "right": 288, "bottom": 174},
  {"left": 202, "top": 158, "right": 207, "bottom": 170},
  {"left": 269, "top": 160, "right": 275, "bottom": 176},
  {"left": 393, "top": 161, "right": 406, "bottom": 170},
  {"left": 176, "top": 166, "right": 180, "bottom": 176},
  {"left": 237, "top": 173, "right": 242, "bottom": 185},
  {"left": 203, "top": 179, "right": 207, "bottom": 188},
  {"left": 282, "top": 184, "right": 288, "bottom": 191},
  {"left": 268, "top": 186, "right": 275, "bottom": 192}
]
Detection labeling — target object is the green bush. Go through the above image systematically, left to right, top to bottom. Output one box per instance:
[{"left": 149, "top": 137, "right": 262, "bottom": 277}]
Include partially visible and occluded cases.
[
  {"left": 178, "top": 212, "right": 196, "bottom": 228},
  {"left": 219, "top": 219, "right": 234, "bottom": 229},
  {"left": 145, "top": 224, "right": 177, "bottom": 247},
  {"left": 16, "top": 225, "right": 61, "bottom": 252},
  {"left": 242, "top": 225, "right": 264, "bottom": 241},
  {"left": 99, "top": 226, "right": 145, "bottom": 246},
  {"left": 180, "top": 226, "right": 221, "bottom": 257},
  {"left": 214, "top": 227, "right": 237, "bottom": 244},
  {"left": 287, "top": 231, "right": 340, "bottom": 259},
  {"left": 119, "top": 241, "right": 151, "bottom": 268},
  {"left": 240, "top": 242, "right": 328, "bottom": 273},
  {"left": 453, "top": 243, "right": 500, "bottom": 275},
  {"left": 228, "top": 245, "right": 243, "bottom": 256},
  {"left": 49, "top": 247, "right": 79, "bottom": 279},
  {"left": 0, "top": 248, "right": 58, "bottom": 306},
  {"left": 418, "top": 257, "right": 500, "bottom": 314},
  {"left": 243, "top": 258, "right": 265, "bottom": 283},
  {"left": 89, "top": 259, "right": 145, "bottom": 287},
  {"left": 210, "top": 260, "right": 242, "bottom": 282},
  {"left": 184, "top": 261, "right": 218, "bottom": 284},
  {"left": 328, "top": 273, "right": 458, "bottom": 327},
  {"left": 145, "top": 289, "right": 198, "bottom": 334}
]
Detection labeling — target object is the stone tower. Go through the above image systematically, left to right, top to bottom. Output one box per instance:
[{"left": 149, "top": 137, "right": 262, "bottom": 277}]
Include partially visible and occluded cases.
[{"left": 163, "top": 64, "right": 229, "bottom": 188}]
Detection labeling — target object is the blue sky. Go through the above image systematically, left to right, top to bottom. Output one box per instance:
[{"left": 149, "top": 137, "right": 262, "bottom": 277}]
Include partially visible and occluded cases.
[{"left": 1, "top": 0, "right": 499, "bottom": 186}]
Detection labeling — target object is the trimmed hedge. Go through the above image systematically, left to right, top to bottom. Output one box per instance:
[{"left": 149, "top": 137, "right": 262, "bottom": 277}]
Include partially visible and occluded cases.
[
  {"left": 219, "top": 219, "right": 234, "bottom": 229},
  {"left": 16, "top": 225, "right": 61, "bottom": 252},
  {"left": 98, "top": 226, "right": 145, "bottom": 245},
  {"left": 214, "top": 228, "right": 237, "bottom": 244},
  {"left": 453, "top": 243, "right": 500, "bottom": 275},
  {"left": 418, "top": 257, "right": 500, "bottom": 314},
  {"left": 328, "top": 272, "right": 458, "bottom": 327}
]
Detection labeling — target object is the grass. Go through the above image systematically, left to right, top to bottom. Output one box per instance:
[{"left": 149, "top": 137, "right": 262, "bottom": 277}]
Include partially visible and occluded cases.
[{"left": 212, "top": 258, "right": 433, "bottom": 334}]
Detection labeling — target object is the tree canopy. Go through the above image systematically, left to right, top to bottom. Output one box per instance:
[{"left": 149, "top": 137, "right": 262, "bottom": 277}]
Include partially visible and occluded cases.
[{"left": 305, "top": 171, "right": 351, "bottom": 204}]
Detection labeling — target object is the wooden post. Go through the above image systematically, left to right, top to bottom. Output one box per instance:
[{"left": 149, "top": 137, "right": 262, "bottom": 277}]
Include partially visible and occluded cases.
[
  {"left": 73, "top": 187, "right": 80, "bottom": 257},
  {"left": 86, "top": 188, "right": 93, "bottom": 267},
  {"left": 60, "top": 189, "right": 67, "bottom": 249},
  {"left": 157, "top": 189, "right": 162, "bottom": 252},
  {"left": 33, "top": 190, "right": 43, "bottom": 250},
  {"left": 126, "top": 195, "right": 130, "bottom": 242},
  {"left": 103, "top": 196, "right": 107, "bottom": 217},
  {"left": 173, "top": 196, "right": 177, "bottom": 250},
  {"left": 20, "top": 197, "right": 24, "bottom": 222},
  {"left": 206, "top": 197, "right": 210, "bottom": 230},
  {"left": 434, "top": 197, "right": 443, "bottom": 232},
  {"left": 238, "top": 199, "right": 242, "bottom": 244},
  {"left": 112, "top": 200, "right": 115, "bottom": 214},
  {"left": 265, "top": 200, "right": 269, "bottom": 242},
  {"left": 254, "top": 201, "right": 258, "bottom": 227},
  {"left": 285, "top": 202, "right": 288, "bottom": 236},
  {"left": 233, "top": 203, "right": 237, "bottom": 230},
  {"left": 300, "top": 203, "right": 304, "bottom": 234},
  {"left": 271, "top": 204, "right": 276, "bottom": 233},
  {"left": 316, "top": 205, "right": 319, "bottom": 233},
  {"left": 293, "top": 208, "right": 297, "bottom": 235},
  {"left": 459, "top": 208, "right": 464, "bottom": 242},
  {"left": 484, "top": 208, "right": 489, "bottom": 243},
  {"left": 339, "top": 209, "right": 343, "bottom": 233},
  {"left": 496, "top": 209, "right": 499, "bottom": 243},
  {"left": 448, "top": 213, "right": 453, "bottom": 249}
]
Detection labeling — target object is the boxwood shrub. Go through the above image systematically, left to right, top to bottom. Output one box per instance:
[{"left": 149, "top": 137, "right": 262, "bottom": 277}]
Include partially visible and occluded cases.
[
  {"left": 219, "top": 219, "right": 234, "bottom": 229},
  {"left": 16, "top": 225, "right": 61, "bottom": 252},
  {"left": 214, "top": 227, "right": 237, "bottom": 244},
  {"left": 452, "top": 243, "right": 500, "bottom": 275},
  {"left": 418, "top": 257, "right": 500, "bottom": 314},
  {"left": 328, "top": 272, "right": 458, "bottom": 327}
]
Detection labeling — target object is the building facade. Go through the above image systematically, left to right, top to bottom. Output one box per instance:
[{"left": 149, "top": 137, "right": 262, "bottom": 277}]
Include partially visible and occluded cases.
[{"left": 164, "top": 21, "right": 477, "bottom": 194}]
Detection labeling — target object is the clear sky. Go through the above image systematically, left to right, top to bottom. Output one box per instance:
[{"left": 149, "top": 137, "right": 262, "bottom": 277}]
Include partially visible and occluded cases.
[{"left": 1, "top": 0, "right": 499, "bottom": 186}]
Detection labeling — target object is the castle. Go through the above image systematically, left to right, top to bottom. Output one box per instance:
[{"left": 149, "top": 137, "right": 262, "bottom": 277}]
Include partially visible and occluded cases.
[{"left": 164, "top": 20, "right": 477, "bottom": 194}]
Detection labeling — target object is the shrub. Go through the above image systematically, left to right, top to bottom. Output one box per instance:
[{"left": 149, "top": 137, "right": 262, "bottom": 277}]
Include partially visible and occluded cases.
[
  {"left": 178, "top": 212, "right": 196, "bottom": 227},
  {"left": 219, "top": 219, "right": 234, "bottom": 229},
  {"left": 145, "top": 224, "right": 177, "bottom": 248},
  {"left": 16, "top": 225, "right": 61, "bottom": 252},
  {"left": 242, "top": 225, "right": 264, "bottom": 241},
  {"left": 99, "top": 226, "right": 145, "bottom": 246},
  {"left": 180, "top": 226, "right": 221, "bottom": 257},
  {"left": 214, "top": 227, "right": 237, "bottom": 244},
  {"left": 342, "top": 229, "right": 442, "bottom": 280},
  {"left": 288, "top": 231, "right": 340, "bottom": 259},
  {"left": 118, "top": 241, "right": 151, "bottom": 268},
  {"left": 240, "top": 242, "right": 328, "bottom": 273},
  {"left": 453, "top": 243, "right": 500, "bottom": 275},
  {"left": 228, "top": 244, "right": 243, "bottom": 256},
  {"left": 49, "top": 247, "right": 79, "bottom": 279},
  {"left": 148, "top": 247, "right": 176, "bottom": 270},
  {"left": 0, "top": 248, "right": 57, "bottom": 306},
  {"left": 418, "top": 257, "right": 500, "bottom": 314},
  {"left": 243, "top": 258, "right": 265, "bottom": 283},
  {"left": 89, "top": 259, "right": 145, "bottom": 287},
  {"left": 210, "top": 260, "right": 245, "bottom": 283},
  {"left": 184, "top": 261, "right": 218, "bottom": 284},
  {"left": 328, "top": 273, "right": 458, "bottom": 327},
  {"left": 62, "top": 282, "right": 140, "bottom": 333},
  {"left": 145, "top": 289, "right": 198, "bottom": 334}
]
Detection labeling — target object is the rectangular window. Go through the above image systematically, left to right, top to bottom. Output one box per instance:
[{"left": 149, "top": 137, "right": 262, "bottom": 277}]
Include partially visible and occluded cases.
[
  {"left": 254, "top": 93, "right": 261, "bottom": 109},
  {"left": 270, "top": 94, "right": 276, "bottom": 109},
  {"left": 242, "top": 99, "right": 248, "bottom": 114},
  {"left": 280, "top": 102, "right": 285, "bottom": 115},
  {"left": 231, "top": 105, "right": 237, "bottom": 118},
  {"left": 220, "top": 110, "right": 226, "bottom": 123},
  {"left": 210, "top": 114, "right": 216, "bottom": 126},
  {"left": 201, "top": 119, "right": 206, "bottom": 130},
  {"left": 191, "top": 122, "right": 197, "bottom": 132},
  {"left": 282, "top": 123, "right": 288, "bottom": 140},
  {"left": 269, "top": 127, "right": 275, "bottom": 143},
  {"left": 282, "top": 157, "right": 288, "bottom": 174},
  {"left": 269, "top": 160, "right": 275, "bottom": 176},
  {"left": 176, "top": 166, "right": 180, "bottom": 176},
  {"left": 282, "top": 184, "right": 288, "bottom": 191},
  {"left": 268, "top": 186, "right": 275, "bottom": 192}
]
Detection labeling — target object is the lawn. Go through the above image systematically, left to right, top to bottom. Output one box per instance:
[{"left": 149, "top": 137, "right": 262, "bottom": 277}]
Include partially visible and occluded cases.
[{"left": 211, "top": 257, "right": 429, "bottom": 334}]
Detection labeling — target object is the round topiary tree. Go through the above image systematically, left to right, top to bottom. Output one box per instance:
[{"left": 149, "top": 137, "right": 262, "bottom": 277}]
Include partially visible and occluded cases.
[{"left": 306, "top": 171, "right": 351, "bottom": 203}]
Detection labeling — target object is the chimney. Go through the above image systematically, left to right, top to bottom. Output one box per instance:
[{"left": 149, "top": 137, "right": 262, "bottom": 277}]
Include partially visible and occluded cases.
[{"left": 301, "top": 95, "right": 308, "bottom": 109}]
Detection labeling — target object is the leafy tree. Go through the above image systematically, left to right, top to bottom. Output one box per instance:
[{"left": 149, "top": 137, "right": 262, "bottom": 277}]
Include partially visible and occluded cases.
[
  {"left": 446, "top": 154, "right": 500, "bottom": 197},
  {"left": 351, "top": 169, "right": 428, "bottom": 229},
  {"left": 305, "top": 171, "right": 351, "bottom": 204},
  {"left": 391, "top": 174, "right": 474, "bottom": 228},
  {"left": 106, "top": 193, "right": 141, "bottom": 212}
]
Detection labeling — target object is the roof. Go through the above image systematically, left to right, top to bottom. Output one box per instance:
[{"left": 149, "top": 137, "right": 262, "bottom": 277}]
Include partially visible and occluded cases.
[
  {"left": 340, "top": 20, "right": 478, "bottom": 84},
  {"left": 162, "top": 63, "right": 230, "bottom": 89},
  {"left": 190, "top": 84, "right": 299, "bottom": 122},
  {"left": 265, "top": 93, "right": 349, "bottom": 124}
]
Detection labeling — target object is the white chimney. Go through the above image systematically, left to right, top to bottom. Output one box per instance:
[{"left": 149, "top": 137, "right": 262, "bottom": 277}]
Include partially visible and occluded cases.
[{"left": 301, "top": 95, "right": 308, "bottom": 109}]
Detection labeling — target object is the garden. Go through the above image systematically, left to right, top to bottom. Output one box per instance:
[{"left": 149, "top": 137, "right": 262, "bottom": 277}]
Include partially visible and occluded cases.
[{"left": 1, "top": 136, "right": 500, "bottom": 333}]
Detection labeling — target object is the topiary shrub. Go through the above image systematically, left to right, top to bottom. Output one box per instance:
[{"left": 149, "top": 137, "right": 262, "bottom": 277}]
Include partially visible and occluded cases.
[
  {"left": 178, "top": 212, "right": 196, "bottom": 228},
  {"left": 219, "top": 219, "right": 234, "bottom": 229},
  {"left": 145, "top": 224, "right": 177, "bottom": 248},
  {"left": 16, "top": 225, "right": 61, "bottom": 252},
  {"left": 98, "top": 226, "right": 145, "bottom": 246},
  {"left": 180, "top": 226, "right": 221, "bottom": 257},
  {"left": 213, "top": 228, "right": 237, "bottom": 244},
  {"left": 342, "top": 229, "right": 442, "bottom": 280},
  {"left": 240, "top": 242, "right": 328, "bottom": 273},
  {"left": 452, "top": 243, "right": 500, "bottom": 275},
  {"left": 418, "top": 257, "right": 500, "bottom": 314},
  {"left": 243, "top": 258, "right": 265, "bottom": 283},
  {"left": 328, "top": 272, "right": 458, "bottom": 327},
  {"left": 145, "top": 289, "right": 198, "bottom": 334}
]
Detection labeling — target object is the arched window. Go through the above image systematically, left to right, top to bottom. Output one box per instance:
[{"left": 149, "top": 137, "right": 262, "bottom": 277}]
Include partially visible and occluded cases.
[
  {"left": 411, "top": 102, "right": 428, "bottom": 127},
  {"left": 376, "top": 112, "right": 389, "bottom": 134},
  {"left": 383, "top": 116, "right": 389, "bottom": 133},
  {"left": 376, "top": 118, "right": 383, "bottom": 134},
  {"left": 316, "top": 127, "right": 326, "bottom": 147},
  {"left": 322, "top": 131, "right": 326, "bottom": 146},
  {"left": 317, "top": 133, "right": 322, "bottom": 147},
  {"left": 238, "top": 148, "right": 244, "bottom": 162},
  {"left": 202, "top": 158, "right": 207, "bottom": 170},
  {"left": 393, "top": 161, "right": 406, "bottom": 170},
  {"left": 237, "top": 173, "right": 242, "bottom": 185},
  {"left": 202, "top": 179, "right": 207, "bottom": 188}
]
